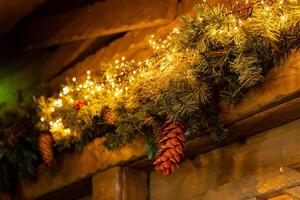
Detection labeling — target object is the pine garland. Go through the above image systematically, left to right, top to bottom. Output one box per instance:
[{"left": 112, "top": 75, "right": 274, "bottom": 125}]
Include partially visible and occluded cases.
[{"left": 36, "top": 0, "right": 300, "bottom": 173}]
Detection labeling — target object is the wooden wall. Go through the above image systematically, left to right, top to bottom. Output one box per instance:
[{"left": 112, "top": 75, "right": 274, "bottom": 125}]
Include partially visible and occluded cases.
[
  {"left": 9, "top": 0, "right": 300, "bottom": 199},
  {"left": 150, "top": 119, "right": 300, "bottom": 199}
]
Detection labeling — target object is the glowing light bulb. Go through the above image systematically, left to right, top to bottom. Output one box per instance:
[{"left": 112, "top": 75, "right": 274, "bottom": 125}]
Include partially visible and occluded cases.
[
  {"left": 281, "top": 15, "right": 286, "bottom": 21},
  {"left": 122, "top": 56, "right": 126, "bottom": 61},
  {"left": 87, "top": 70, "right": 90, "bottom": 75},
  {"left": 72, "top": 77, "right": 76, "bottom": 82},
  {"left": 96, "top": 85, "right": 102, "bottom": 91},
  {"left": 63, "top": 86, "right": 69, "bottom": 94},
  {"left": 50, "top": 107, "right": 55, "bottom": 112},
  {"left": 40, "top": 117, "right": 45, "bottom": 122}
]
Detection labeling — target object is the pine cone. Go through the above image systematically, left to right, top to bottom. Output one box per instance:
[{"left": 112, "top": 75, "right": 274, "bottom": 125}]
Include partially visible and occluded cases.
[
  {"left": 101, "top": 107, "right": 116, "bottom": 125},
  {"left": 153, "top": 120, "right": 186, "bottom": 175},
  {"left": 38, "top": 132, "right": 54, "bottom": 167}
]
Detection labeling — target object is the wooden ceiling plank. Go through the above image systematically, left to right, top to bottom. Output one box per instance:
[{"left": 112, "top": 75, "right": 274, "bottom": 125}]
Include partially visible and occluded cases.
[
  {"left": 22, "top": 0, "right": 178, "bottom": 48},
  {"left": 40, "top": 35, "right": 119, "bottom": 82}
]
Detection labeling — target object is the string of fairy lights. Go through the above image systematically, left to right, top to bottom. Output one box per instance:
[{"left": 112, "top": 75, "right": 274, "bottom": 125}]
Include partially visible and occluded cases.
[
  {"left": 38, "top": 0, "right": 298, "bottom": 142},
  {"left": 39, "top": 57, "right": 151, "bottom": 141}
]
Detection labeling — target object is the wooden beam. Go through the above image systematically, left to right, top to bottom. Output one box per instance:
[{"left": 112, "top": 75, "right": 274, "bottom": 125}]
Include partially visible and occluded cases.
[
  {"left": 22, "top": 0, "right": 178, "bottom": 48},
  {"left": 185, "top": 93, "right": 300, "bottom": 158},
  {"left": 18, "top": 137, "right": 148, "bottom": 200},
  {"left": 92, "top": 167, "right": 148, "bottom": 200}
]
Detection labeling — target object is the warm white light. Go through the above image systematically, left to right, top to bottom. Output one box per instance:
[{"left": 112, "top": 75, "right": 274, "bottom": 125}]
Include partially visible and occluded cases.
[
  {"left": 281, "top": 15, "right": 286, "bottom": 21},
  {"left": 72, "top": 77, "right": 76, "bottom": 82},
  {"left": 96, "top": 85, "right": 102, "bottom": 91},
  {"left": 63, "top": 86, "right": 69, "bottom": 94},
  {"left": 40, "top": 117, "right": 45, "bottom": 122}
]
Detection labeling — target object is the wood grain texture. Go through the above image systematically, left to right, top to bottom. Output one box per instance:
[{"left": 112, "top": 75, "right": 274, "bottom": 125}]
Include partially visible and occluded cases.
[
  {"left": 22, "top": 0, "right": 178, "bottom": 48},
  {"left": 40, "top": 35, "right": 118, "bottom": 81},
  {"left": 150, "top": 119, "right": 300, "bottom": 200},
  {"left": 18, "top": 137, "right": 147, "bottom": 200},
  {"left": 92, "top": 167, "right": 148, "bottom": 200},
  {"left": 92, "top": 167, "right": 120, "bottom": 200},
  {"left": 119, "top": 167, "right": 148, "bottom": 200},
  {"left": 202, "top": 167, "right": 300, "bottom": 200}
]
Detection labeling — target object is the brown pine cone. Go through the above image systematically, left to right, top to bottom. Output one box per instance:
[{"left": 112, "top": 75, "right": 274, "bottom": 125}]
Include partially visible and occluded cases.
[
  {"left": 101, "top": 106, "right": 116, "bottom": 125},
  {"left": 153, "top": 120, "right": 186, "bottom": 175},
  {"left": 38, "top": 132, "right": 54, "bottom": 167}
]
